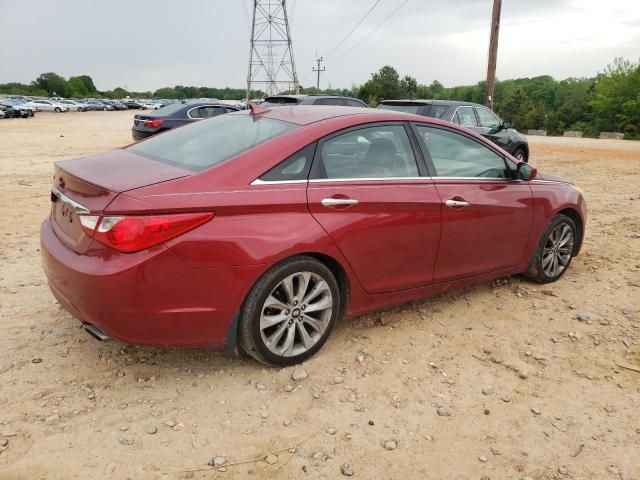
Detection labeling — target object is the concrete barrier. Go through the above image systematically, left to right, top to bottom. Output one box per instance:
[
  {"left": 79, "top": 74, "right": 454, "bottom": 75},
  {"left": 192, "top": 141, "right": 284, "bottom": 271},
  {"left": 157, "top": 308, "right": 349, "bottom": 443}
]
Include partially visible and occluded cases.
[
  {"left": 527, "top": 129, "right": 546, "bottom": 136},
  {"left": 563, "top": 131, "right": 584, "bottom": 138},
  {"left": 599, "top": 132, "right": 624, "bottom": 140}
]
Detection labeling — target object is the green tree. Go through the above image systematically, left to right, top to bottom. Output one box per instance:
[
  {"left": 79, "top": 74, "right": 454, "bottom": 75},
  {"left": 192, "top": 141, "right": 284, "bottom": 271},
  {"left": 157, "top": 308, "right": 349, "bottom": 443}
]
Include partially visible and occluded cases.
[{"left": 33, "top": 72, "right": 68, "bottom": 96}]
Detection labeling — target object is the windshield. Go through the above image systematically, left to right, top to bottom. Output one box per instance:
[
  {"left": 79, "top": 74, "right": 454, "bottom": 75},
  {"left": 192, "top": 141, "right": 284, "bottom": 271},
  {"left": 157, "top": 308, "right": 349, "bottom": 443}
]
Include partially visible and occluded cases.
[
  {"left": 377, "top": 103, "right": 423, "bottom": 114},
  {"left": 128, "top": 113, "right": 297, "bottom": 172}
]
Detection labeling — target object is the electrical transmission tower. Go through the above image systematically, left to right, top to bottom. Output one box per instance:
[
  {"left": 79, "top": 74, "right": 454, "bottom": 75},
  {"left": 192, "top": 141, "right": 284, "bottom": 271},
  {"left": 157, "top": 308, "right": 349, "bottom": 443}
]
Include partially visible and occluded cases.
[{"left": 246, "top": 1, "right": 300, "bottom": 103}]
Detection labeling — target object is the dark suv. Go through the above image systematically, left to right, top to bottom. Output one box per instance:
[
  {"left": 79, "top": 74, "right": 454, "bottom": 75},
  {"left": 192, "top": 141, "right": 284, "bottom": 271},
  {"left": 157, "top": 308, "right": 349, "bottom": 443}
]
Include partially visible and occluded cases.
[
  {"left": 262, "top": 95, "right": 368, "bottom": 108},
  {"left": 377, "top": 99, "right": 529, "bottom": 162}
]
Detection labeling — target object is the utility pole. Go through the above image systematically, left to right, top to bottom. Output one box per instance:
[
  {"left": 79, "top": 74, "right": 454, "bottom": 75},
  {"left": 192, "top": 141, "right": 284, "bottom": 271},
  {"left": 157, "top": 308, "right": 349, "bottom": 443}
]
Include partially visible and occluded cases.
[
  {"left": 246, "top": 0, "right": 300, "bottom": 104},
  {"left": 484, "top": 0, "right": 502, "bottom": 109},
  {"left": 312, "top": 56, "right": 326, "bottom": 90}
]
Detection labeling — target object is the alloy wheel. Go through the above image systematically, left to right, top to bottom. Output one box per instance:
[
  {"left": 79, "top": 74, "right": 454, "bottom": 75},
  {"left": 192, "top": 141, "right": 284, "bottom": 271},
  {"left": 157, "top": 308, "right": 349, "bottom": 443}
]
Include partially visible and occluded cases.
[
  {"left": 542, "top": 223, "right": 574, "bottom": 278},
  {"left": 259, "top": 271, "right": 333, "bottom": 357}
]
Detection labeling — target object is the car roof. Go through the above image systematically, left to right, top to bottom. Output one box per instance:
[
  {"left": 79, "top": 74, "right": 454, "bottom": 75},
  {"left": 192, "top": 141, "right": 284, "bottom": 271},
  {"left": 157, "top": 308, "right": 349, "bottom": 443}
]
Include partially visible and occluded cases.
[
  {"left": 379, "top": 99, "right": 483, "bottom": 108},
  {"left": 256, "top": 105, "right": 424, "bottom": 126}
]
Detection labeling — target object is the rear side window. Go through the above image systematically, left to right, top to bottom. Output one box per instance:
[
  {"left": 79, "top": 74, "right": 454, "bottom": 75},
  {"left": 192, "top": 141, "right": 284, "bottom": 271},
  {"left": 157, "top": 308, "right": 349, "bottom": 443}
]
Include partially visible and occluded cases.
[
  {"left": 453, "top": 106, "right": 477, "bottom": 127},
  {"left": 128, "top": 113, "right": 296, "bottom": 172},
  {"left": 315, "top": 125, "right": 419, "bottom": 179},
  {"left": 259, "top": 143, "right": 317, "bottom": 182}
]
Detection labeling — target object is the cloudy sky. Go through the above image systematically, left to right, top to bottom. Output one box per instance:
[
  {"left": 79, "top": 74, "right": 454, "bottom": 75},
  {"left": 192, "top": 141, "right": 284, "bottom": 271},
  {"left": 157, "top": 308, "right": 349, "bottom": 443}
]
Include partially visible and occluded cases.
[{"left": 1, "top": 0, "right": 638, "bottom": 92}]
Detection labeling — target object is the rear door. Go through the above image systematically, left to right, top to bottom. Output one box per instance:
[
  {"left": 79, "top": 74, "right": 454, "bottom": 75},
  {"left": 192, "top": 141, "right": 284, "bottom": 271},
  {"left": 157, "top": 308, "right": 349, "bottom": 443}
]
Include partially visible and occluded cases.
[
  {"left": 307, "top": 123, "right": 442, "bottom": 293},
  {"left": 413, "top": 124, "right": 533, "bottom": 281}
]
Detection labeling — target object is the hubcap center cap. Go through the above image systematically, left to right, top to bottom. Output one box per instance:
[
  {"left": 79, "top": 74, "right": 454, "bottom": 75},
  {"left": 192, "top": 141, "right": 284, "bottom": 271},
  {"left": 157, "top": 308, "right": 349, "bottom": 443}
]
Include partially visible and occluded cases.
[{"left": 291, "top": 308, "right": 301, "bottom": 318}]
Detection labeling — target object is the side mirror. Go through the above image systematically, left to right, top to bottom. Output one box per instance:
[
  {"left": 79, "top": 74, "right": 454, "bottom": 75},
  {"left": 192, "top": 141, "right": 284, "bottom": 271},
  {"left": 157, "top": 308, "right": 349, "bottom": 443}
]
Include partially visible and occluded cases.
[
  {"left": 501, "top": 121, "right": 511, "bottom": 130},
  {"left": 516, "top": 161, "right": 537, "bottom": 180}
]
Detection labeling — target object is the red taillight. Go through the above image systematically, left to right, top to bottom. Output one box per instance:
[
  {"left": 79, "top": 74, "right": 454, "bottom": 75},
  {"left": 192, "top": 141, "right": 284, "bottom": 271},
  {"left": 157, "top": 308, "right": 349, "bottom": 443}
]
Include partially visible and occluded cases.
[
  {"left": 144, "top": 119, "right": 164, "bottom": 128},
  {"left": 80, "top": 213, "right": 214, "bottom": 253}
]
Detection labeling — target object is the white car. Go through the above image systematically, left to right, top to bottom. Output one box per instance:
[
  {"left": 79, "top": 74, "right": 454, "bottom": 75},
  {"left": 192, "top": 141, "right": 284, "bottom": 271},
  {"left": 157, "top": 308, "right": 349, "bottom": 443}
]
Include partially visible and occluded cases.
[
  {"left": 28, "top": 100, "right": 69, "bottom": 112},
  {"left": 58, "top": 100, "right": 88, "bottom": 112},
  {"left": 141, "top": 101, "right": 160, "bottom": 110}
]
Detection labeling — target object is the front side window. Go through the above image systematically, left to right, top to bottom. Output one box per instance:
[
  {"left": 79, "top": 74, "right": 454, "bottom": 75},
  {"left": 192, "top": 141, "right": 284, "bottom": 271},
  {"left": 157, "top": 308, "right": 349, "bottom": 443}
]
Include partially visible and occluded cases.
[
  {"left": 452, "top": 106, "right": 477, "bottom": 127},
  {"left": 476, "top": 107, "right": 501, "bottom": 128},
  {"left": 128, "top": 113, "right": 296, "bottom": 172},
  {"left": 315, "top": 125, "right": 419, "bottom": 180},
  {"left": 416, "top": 126, "right": 509, "bottom": 179}
]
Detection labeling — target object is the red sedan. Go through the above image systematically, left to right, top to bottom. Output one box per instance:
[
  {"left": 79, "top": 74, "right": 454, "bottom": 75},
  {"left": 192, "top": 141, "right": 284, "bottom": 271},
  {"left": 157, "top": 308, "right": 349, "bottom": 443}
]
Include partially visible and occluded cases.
[{"left": 41, "top": 105, "right": 586, "bottom": 366}]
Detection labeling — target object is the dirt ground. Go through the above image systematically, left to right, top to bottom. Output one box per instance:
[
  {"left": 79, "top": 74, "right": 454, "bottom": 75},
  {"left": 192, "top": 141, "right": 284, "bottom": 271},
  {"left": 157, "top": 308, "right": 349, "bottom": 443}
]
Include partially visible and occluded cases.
[{"left": 0, "top": 111, "right": 639, "bottom": 480}]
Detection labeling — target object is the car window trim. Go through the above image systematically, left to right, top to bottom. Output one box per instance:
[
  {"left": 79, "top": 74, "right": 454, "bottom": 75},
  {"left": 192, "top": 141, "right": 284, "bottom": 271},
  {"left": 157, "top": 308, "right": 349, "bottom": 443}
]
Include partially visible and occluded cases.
[
  {"left": 308, "top": 121, "right": 427, "bottom": 181},
  {"left": 409, "top": 122, "right": 516, "bottom": 180}
]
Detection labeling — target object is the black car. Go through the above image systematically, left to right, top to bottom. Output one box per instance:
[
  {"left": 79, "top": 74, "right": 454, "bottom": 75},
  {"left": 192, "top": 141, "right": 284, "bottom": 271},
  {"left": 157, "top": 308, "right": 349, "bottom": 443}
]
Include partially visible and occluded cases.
[
  {"left": 261, "top": 94, "right": 368, "bottom": 108},
  {"left": 1, "top": 98, "right": 36, "bottom": 116},
  {"left": 377, "top": 99, "right": 529, "bottom": 162},
  {"left": 123, "top": 100, "right": 145, "bottom": 109},
  {"left": 131, "top": 102, "right": 240, "bottom": 141}
]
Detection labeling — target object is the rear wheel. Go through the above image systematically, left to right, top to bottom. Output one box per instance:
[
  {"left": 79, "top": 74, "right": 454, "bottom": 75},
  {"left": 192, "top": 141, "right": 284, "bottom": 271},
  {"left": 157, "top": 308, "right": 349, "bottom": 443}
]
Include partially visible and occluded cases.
[
  {"left": 54, "top": 107, "right": 61, "bottom": 113},
  {"left": 524, "top": 214, "right": 577, "bottom": 283},
  {"left": 239, "top": 256, "right": 341, "bottom": 366}
]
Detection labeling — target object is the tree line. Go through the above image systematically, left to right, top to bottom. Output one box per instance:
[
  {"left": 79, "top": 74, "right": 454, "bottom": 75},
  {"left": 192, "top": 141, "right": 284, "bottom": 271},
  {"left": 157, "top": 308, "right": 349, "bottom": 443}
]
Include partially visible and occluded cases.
[
  {"left": 1, "top": 57, "right": 637, "bottom": 138},
  {"left": 352, "top": 58, "right": 639, "bottom": 139}
]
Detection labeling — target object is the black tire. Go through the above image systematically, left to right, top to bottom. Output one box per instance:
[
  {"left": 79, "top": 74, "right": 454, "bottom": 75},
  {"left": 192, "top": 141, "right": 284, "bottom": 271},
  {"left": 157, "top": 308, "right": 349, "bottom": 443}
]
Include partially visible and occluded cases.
[
  {"left": 54, "top": 107, "right": 61, "bottom": 113},
  {"left": 513, "top": 147, "right": 527, "bottom": 163},
  {"left": 524, "top": 214, "right": 577, "bottom": 284},
  {"left": 239, "top": 255, "right": 341, "bottom": 366}
]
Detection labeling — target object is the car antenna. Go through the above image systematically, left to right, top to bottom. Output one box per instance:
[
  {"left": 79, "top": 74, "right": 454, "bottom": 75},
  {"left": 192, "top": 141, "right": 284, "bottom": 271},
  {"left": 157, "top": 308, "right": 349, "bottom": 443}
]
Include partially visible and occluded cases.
[{"left": 248, "top": 102, "right": 268, "bottom": 115}]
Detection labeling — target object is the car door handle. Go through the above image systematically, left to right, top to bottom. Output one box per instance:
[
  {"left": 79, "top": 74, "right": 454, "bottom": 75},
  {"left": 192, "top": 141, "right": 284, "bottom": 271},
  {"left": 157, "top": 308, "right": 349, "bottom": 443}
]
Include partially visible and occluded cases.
[
  {"left": 321, "top": 198, "right": 359, "bottom": 207},
  {"left": 445, "top": 199, "right": 470, "bottom": 208}
]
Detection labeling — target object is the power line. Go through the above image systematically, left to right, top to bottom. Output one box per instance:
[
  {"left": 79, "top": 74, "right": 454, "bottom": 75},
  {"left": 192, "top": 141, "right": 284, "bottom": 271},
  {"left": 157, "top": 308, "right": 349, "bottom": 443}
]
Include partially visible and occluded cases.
[
  {"left": 241, "top": 0, "right": 251, "bottom": 31},
  {"left": 317, "top": 0, "right": 362, "bottom": 53},
  {"left": 324, "top": 0, "right": 383, "bottom": 59},
  {"left": 328, "top": 0, "right": 409, "bottom": 66}
]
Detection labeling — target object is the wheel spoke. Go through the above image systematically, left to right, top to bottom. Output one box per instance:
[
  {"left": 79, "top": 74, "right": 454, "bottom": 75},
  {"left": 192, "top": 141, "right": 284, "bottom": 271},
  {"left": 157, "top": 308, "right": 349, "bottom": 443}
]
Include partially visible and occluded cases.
[
  {"left": 558, "top": 226, "right": 572, "bottom": 247},
  {"left": 294, "top": 272, "right": 311, "bottom": 303},
  {"left": 281, "top": 276, "right": 295, "bottom": 304},
  {"left": 302, "top": 280, "right": 329, "bottom": 305},
  {"left": 264, "top": 294, "right": 289, "bottom": 312},
  {"left": 304, "top": 294, "right": 333, "bottom": 313},
  {"left": 260, "top": 312, "right": 288, "bottom": 329},
  {"left": 301, "top": 314, "right": 326, "bottom": 333},
  {"left": 266, "top": 321, "right": 288, "bottom": 347},
  {"left": 296, "top": 322, "right": 314, "bottom": 349},
  {"left": 279, "top": 325, "right": 296, "bottom": 356}
]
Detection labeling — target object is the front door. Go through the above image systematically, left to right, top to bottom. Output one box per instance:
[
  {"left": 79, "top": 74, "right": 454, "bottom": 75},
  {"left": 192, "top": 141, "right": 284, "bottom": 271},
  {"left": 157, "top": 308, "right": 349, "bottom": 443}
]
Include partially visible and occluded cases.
[
  {"left": 474, "top": 106, "right": 511, "bottom": 151},
  {"left": 306, "top": 123, "right": 442, "bottom": 294},
  {"left": 413, "top": 124, "right": 533, "bottom": 281}
]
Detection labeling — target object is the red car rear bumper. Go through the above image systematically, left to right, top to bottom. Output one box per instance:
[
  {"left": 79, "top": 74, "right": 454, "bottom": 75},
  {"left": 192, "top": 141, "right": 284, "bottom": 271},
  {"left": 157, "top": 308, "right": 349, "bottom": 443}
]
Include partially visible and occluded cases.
[{"left": 40, "top": 219, "right": 264, "bottom": 348}]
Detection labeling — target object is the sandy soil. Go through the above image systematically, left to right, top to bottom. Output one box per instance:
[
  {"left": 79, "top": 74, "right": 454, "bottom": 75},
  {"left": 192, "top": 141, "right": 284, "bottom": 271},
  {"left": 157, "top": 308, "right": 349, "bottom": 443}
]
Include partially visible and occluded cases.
[{"left": 0, "top": 111, "right": 639, "bottom": 480}]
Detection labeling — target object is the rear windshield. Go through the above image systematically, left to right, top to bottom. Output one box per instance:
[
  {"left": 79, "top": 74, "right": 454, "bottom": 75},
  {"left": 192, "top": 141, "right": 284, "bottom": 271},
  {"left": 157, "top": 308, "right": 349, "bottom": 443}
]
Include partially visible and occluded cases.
[
  {"left": 262, "top": 97, "right": 300, "bottom": 106},
  {"left": 153, "top": 103, "right": 185, "bottom": 116},
  {"left": 377, "top": 103, "right": 423, "bottom": 114},
  {"left": 128, "top": 113, "right": 296, "bottom": 172}
]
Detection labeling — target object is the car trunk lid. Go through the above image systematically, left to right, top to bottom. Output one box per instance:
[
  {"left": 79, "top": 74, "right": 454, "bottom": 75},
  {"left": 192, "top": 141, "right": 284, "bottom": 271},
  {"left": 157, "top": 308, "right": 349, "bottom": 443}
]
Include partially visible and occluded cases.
[{"left": 50, "top": 149, "right": 191, "bottom": 253}]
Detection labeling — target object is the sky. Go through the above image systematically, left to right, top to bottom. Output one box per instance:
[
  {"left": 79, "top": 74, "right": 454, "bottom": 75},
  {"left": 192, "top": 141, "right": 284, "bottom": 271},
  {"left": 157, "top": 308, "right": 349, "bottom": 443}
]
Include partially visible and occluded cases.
[{"left": 0, "top": 0, "right": 639, "bottom": 92}]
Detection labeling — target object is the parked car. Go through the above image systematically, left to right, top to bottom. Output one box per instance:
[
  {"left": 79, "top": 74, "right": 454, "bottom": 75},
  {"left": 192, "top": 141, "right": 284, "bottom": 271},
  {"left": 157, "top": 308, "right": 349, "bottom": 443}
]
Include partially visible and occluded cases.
[
  {"left": 262, "top": 94, "right": 368, "bottom": 108},
  {"left": 0, "top": 98, "right": 35, "bottom": 116},
  {"left": 28, "top": 99, "right": 69, "bottom": 112},
  {"left": 58, "top": 100, "right": 88, "bottom": 112},
  {"left": 102, "top": 100, "right": 128, "bottom": 110},
  {"left": 123, "top": 100, "right": 145, "bottom": 109},
  {"left": 377, "top": 100, "right": 530, "bottom": 162},
  {"left": 131, "top": 102, "right": 240, "bottom": 140},
  {"left": 0, "top": 104, "right": 28, "bottom": 118},
  {"left": 41, "top": 106, "right": 586, "bottom": 366},
  {"left": 0, "top": 109, "right": 4, "bottom": 119}
]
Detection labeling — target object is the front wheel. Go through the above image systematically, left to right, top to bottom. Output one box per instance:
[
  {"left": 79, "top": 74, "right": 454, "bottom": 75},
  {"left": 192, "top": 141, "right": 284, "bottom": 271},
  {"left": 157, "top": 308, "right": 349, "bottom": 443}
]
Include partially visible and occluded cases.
[
  {"left": 54, "top": 107, "right": 61, "bottom": 112},
  {"left": 513, "top": 147, "right": 527, "bottom": 163},
  {"left": 524, "top": 214, "right": 577, "bottom": 283},
  {"left": 239, "top": 256, "right": 341, "bottom": 366}
]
